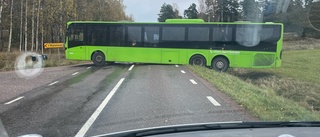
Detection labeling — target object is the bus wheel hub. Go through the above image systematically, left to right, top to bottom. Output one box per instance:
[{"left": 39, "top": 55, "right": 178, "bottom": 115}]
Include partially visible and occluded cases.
[
  {"left": 96, "top": 56, "right": 102, "bottom": 62},
  {"left": 216, "top": 61, "right": 224, "bottom": 69}
]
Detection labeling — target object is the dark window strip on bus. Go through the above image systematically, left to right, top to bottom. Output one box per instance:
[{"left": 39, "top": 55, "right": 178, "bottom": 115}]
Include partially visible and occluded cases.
[{"left": 67, "top": 23, "right": 281, "bottom": 52}]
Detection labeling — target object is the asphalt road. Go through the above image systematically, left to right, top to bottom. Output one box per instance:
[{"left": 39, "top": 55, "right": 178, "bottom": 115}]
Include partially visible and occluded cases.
[{"left": 0, "top": 63, "right": 254, "bottom": 137}]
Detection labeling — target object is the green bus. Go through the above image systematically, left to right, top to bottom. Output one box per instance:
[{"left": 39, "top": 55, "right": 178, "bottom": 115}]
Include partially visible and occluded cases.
[{"left": 65, "top": 19, "right": 283, "bottom": 71}]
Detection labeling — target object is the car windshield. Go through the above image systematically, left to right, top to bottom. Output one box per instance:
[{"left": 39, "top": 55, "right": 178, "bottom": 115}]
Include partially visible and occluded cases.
[{"left": 0, "top": 0, "right": 320, "bottom": 137}]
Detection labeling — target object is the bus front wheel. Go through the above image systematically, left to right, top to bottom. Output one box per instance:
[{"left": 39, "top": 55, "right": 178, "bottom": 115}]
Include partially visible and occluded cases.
[
  {"left": 92, "top": 52, "right": 105, "bottom": 66},
  {"left": 189, "top": 55, "right": 206, "bottom": 66},
  {"left": 212, "top": 57, "right": 229, "bottom": 72}
]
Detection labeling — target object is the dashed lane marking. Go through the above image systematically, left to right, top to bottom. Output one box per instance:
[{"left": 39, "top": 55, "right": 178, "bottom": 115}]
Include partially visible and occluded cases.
[
  {"left": 128, "top": 65, "right": 135, "bottom": 71},
  {"left": 72, "top": 72, "right": 79, "bottom": 76},
  {"left": 189, "top": 79, "right": 198, "bottom": 84},
  {"left": 48, "top": 81, "right": 59, "bottom": 86},
  {"left": 4, "top": 96, "right": 24, "bottom": 105},
  {"left": 206, "top": 96, "right": 222, "bottom": 106}
]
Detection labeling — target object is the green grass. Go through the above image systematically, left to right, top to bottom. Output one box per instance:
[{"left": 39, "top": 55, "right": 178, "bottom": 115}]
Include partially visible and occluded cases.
[
  {"left": 187, "top": 41, "right": 320, "bottom": 121},
  {"left": 189, "top": 44, "right": 320, "bottom": 120},
  {"left": 230, "top": 49, "right": 320, "bottom": 112},
  {"left": 270, "top": 49, "right": 320, "bottom": 84},
  {"left": 188, "top": 65, "right": 320, "bottom": 121}
]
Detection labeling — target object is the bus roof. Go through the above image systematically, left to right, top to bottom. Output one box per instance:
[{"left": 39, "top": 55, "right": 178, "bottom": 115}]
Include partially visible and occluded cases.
[
  {"left": 67, "top": 19, "right": 282, "bottom": 26},
  {"left": 165, "top": 19, "right": 205, "bottom": 23}
]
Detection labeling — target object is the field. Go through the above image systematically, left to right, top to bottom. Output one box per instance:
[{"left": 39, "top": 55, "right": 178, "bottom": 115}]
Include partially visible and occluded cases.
[{"left": 188, "top": 39, "right": 320, "bottom": 121}]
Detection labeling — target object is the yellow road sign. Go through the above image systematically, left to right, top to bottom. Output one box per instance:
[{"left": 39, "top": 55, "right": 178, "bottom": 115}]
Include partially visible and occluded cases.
[{"left": 44, "top": 43, "right": 64, "bottom": 49}]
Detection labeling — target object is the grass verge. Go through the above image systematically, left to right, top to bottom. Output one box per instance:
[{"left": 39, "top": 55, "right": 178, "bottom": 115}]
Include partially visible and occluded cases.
[
  {"left": 230, "top": 49, "right": 320, "bottom": 112},
  {"left": 0, "top": 52, "right": 88, "bottom": 72},
  {"left": 188, "top": 65, "right": 320, "bottom": 121}
]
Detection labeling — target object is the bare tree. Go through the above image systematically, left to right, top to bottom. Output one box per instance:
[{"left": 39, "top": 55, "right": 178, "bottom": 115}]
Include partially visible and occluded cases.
[
  {"left": 0, "top": 0, "right": 3, "bottom": 51},
  {"left": 8, "top": 0, "right": 13, "bottom": 52},
  {"left": 20, "top": 0, "right": 23, "bottom": 52},
  {"left": 24, "top": 0, "right": 28, "bottom": 52},
  {"left": 31, "top": 0, "right": 35, "bottom": 51},
  {"left": 36, "top": 0, "right": 41, "bottom": 52},
  {"left": 198, "top": 0, "right": 206, "bottom": 13}
]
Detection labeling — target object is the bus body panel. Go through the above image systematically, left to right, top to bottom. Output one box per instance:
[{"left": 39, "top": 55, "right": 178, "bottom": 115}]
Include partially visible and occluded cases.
[
  {"left": 65, "top": 20, "right": 283, "bottom": 69},
  {"left": 66, "top": 46, "right": 86, "bottom": 60},
  {"left": 66, "top": 46, "right": 278, "bottom": 68}
]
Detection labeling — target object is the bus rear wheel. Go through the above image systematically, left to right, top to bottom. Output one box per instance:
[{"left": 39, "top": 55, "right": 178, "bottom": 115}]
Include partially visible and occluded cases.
[
  {"left": 92, "top": 52, "right": 105, "bottom": 66},
  {"left": 190, "top": 55, "right": 206, "bottom": 66},
  {"left": 212, "top": 57, "right": 229, "bottom": 72}
]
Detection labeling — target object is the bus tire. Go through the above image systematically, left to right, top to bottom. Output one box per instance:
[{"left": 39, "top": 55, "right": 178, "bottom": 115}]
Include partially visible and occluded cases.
[
  {"left": 92, "top": 52, "right": 105, "bottom": 66},
  {"left": 189, "top": 55, "right": 206, "bottom": 66},
  {"left": 212, "top": 57, "right": 229, "bottom": 72}
]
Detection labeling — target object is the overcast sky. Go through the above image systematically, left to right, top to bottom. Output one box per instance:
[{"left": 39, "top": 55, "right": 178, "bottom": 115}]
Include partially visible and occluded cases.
[{"left": 123, "top": 0, "right": 198, "bottom": 22}]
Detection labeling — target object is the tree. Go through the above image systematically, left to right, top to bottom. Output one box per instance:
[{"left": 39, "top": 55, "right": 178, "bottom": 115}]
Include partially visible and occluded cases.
[
  {"left": 0, "top": 0, "right": 3, "bottom": 51},
  {"left": 0, "top": 0, "right": 133, "bottom": 52},
  {"left": 7, "top": 0, "right": 13, "bottom": 52},
  {"left": 20, "top": 0, "right": 23, "bottom": 52},
  {"left": 24, "top": 0, "right": 27, "bottom": 52},
  {"left": 31, "top": 0, "right": 35, "bottom": 51},
  {"left": 35, "top": 0, "right": 41, "bottom": 52},
  {"left": 197, "top": 0, "right": 207, "bottom": 21},
  {"left": 199, "top": 0, "right": 241, "bottom": 22},
  {"left": 204, "top": 0, "right": 215, "bottom": 22},
  {"left": 241, "top": 0, "right": 262, "bottom": 22},
  {"left": 309, "top": 1, "right": 320, "bottom": 31},
  {"left": 158, "top": 3, "right": 177, "bottom": 22},
  {"left": 173, "top": 3, "right": 182, "bottom": 19},
  {"left": 184, "top": 3, "right": 198, "bottom": 19}
]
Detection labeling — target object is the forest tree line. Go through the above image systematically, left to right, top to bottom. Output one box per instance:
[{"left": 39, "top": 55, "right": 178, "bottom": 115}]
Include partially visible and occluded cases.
[{"left": 158, "top": 0, "right": 320, "bottom": 38}]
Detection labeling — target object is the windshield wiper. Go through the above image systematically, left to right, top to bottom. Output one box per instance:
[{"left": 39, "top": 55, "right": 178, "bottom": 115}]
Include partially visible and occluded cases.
[{"left": 94, "top": 121, "right": 320, "bottom": 137}]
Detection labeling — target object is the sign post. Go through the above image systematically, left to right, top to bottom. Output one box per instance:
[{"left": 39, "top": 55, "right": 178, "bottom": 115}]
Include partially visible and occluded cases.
[
  {"left": 44, "top": 43, "right": 64, "bottom": 65},
  {"left": 44, "top": 43, "right": 63, "bottom": 49}
]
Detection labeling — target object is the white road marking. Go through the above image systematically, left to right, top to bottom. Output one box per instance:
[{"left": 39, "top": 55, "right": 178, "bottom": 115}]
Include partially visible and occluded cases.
[
  {"left": 128, "top": 65, "right": 135, "bottom": 71},
  {"left": 175, "top": 65, "right": 179, "bottom": 67},
  {"left": 87, "top": 67, "right": 91, "bottom": 69},
  {"left": 181, "top": 70, "right": 186, "bottom": 73},
  {"left": 72, "top": 72, "right": 79, "bottom": 76},
  {"left": 75, "top": 78, "right": 125, "bottom": 137},
  {"left": 189, "top": 79, "right": 198, "bottom": 84},
  {"left": 48, "top": 81, "right": 59, "bottom": 86},
  {"left": 4, "top": 96, "right": 24, "bottom": 105},
  {"left": 206, "top": 96, "right": 222, "bottom": 106}
]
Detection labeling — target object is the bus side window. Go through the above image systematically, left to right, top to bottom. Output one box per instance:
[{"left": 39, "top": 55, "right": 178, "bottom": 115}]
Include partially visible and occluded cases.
[
  {"left": 236, "top": 25, "right": 261, "bottom": 47},
  {"left": 110, "top": 26, "right": 125, "bottom": 46},
  {"left": 128, "top": 26, "right": 142, "bottom": 46},
  {"left": 212, "top": 26, "right": 232, "bottom": 42},
  {"left": 144, "top": 27, "right": 159, "bottom": 47}
]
